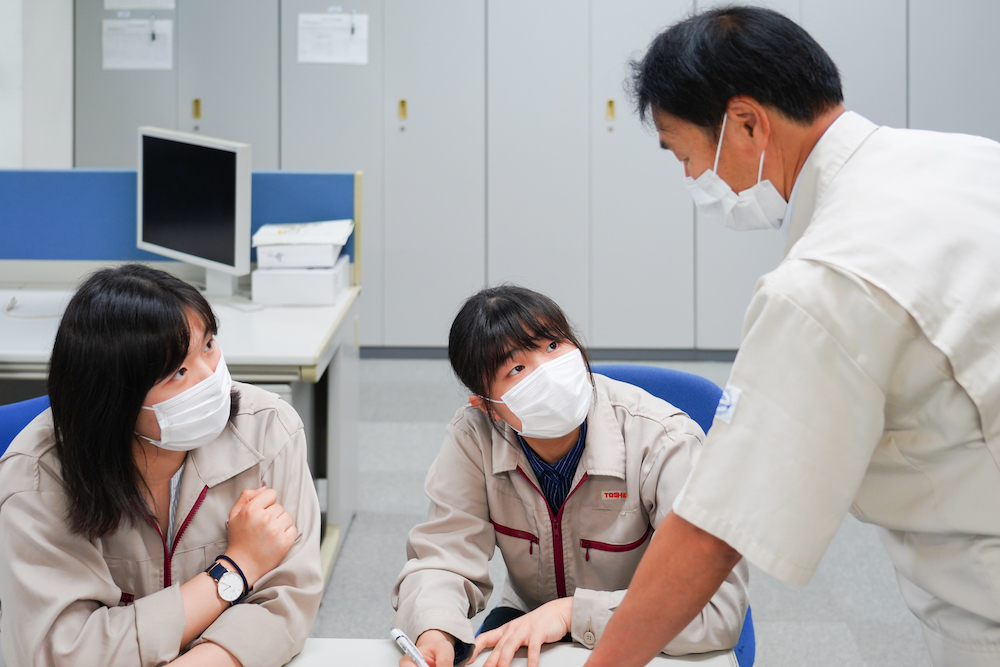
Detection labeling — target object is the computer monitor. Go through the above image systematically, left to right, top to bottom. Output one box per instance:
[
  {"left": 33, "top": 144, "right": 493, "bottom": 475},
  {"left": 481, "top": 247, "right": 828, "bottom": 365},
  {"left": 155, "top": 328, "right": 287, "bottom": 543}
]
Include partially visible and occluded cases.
[{"left": 137, "top": 126, "right": 251, "bottom": 297}]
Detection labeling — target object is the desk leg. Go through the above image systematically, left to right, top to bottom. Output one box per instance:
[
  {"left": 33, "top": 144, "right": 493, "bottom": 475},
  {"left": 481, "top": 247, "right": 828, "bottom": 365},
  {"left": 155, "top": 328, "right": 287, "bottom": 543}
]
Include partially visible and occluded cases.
[{"left": 320, "top": 300, "right": 360, "bottom": 584}]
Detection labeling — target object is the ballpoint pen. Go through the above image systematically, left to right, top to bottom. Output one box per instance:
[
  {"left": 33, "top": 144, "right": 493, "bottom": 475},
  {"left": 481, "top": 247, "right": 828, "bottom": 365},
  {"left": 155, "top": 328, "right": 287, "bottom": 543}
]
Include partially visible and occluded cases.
[{"left": 391, "top": 628, "right": 431, "bottom": 667}]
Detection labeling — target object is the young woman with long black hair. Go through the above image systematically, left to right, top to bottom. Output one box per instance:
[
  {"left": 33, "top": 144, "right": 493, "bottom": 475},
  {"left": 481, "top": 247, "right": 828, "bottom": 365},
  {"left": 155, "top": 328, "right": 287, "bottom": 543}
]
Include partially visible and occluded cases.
[{"left": 0, "top": 264, "right": 322, "bottom": 667}]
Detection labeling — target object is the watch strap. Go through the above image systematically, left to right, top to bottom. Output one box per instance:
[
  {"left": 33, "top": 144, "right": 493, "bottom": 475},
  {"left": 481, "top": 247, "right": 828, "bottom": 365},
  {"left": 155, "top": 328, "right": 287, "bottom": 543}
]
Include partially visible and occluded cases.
[{"left": 214, "top": 554, "right": 252, "bottom": 603}]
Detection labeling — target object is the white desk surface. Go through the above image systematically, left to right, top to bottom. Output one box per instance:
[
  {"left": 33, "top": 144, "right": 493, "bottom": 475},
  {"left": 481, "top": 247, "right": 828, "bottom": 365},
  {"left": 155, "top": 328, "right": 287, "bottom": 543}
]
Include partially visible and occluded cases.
[
  {"left": 0, "top": 286, "right": 360, "bottom": 382},
  {"left": 287, "top": 639, "right": 737, "bottom": 667}
]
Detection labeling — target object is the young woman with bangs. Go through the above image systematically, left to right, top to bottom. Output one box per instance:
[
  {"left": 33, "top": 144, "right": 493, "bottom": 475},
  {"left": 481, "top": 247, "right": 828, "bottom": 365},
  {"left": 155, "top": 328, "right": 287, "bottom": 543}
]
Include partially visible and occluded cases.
[
  {"left": 0, "top": 263, "right": 322, "bottom": 667},
  {"left": 392, "top": 284, "right": 748, "bottom": 667}
]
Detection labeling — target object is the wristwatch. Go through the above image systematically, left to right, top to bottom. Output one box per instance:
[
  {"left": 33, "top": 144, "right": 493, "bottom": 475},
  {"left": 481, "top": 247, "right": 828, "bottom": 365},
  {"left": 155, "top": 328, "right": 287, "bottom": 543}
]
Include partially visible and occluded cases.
[{"left": 205, "top": 555, "right": 250, "bottom": 604}]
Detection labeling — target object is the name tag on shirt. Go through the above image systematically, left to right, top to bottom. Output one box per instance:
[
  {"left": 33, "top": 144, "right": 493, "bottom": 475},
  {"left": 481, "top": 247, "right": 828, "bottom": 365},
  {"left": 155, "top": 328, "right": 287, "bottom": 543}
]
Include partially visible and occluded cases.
[{"left": 716, "top": 385, "right": 742, "bottom": 424}]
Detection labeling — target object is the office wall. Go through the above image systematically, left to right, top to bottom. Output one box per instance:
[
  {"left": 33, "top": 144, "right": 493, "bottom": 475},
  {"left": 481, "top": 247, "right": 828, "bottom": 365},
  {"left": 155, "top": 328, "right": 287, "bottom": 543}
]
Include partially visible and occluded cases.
[
  {"left": 0, "top": 0, "right": 73, "bottom": 169},
  {"left": 32, "top": 1, "right": 1000, "bottom": 349}
]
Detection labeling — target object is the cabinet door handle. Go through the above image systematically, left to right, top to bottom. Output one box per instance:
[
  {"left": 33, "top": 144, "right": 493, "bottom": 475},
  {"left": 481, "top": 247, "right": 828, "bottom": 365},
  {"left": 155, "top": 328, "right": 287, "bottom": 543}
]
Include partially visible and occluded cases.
[
  {"left": 192, "top": 98, "right": 202, "bottom": 119},
  {"left": 398, "top": 99, "right": 407, "bottom": 120},
  {"left": 606, "top": 99, "right": 615, "bottom": 121}
]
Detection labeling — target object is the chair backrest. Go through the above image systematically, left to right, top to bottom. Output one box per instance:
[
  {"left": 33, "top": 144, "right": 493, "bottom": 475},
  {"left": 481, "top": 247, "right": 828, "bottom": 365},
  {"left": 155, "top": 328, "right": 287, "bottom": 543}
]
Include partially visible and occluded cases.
[
  {"left": 590, "top": 364, "right": 754, "bottom": 667},
  {"left": 591, "top": 364, "right": 722, "bottom": 434},
  {"left": 0, "top": 395, "right": 50, "bottom": 458}
]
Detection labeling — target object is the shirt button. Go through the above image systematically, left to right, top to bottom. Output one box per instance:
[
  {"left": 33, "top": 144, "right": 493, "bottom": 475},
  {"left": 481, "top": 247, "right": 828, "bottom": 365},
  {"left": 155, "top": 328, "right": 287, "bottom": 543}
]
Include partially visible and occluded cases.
[{"left": 583, "top": 631, "right": 596, "bottom": 646}]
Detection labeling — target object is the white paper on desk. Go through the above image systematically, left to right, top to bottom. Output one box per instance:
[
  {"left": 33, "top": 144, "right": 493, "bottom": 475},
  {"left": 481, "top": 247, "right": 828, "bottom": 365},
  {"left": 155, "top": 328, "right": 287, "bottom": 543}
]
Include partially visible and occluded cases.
[
  {"left": 104, "top": 0, "right": 175, "bottom": 9},
  {"left": 297, "top": 13, "right": 369, "bottom": 65},
  {"left": 102, "top": 19, "right": 173, "bottom": 70},
  {"left": 252, "top": 220, "right": 354, "bottom": 247}
]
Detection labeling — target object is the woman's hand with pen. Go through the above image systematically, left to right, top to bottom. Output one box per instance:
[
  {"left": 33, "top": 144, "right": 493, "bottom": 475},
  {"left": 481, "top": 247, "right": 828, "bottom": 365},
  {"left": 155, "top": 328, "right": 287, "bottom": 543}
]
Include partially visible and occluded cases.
[{"left": 399, "top": 629, "right": 454, "bottom": 667}]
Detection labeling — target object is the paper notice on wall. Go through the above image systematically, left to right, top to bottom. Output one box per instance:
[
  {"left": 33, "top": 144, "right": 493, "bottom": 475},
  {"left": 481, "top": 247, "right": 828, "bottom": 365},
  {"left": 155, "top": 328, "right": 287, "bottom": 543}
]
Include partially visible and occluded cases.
[
  {"left": 104, "top": 0, "right": 175, "bottom": 9},
  {"left": 297, "top": 13, "right": 369, "bottom": 65},
  {"left": 102, "top": 19, "right": 173, "bottom": 70}
]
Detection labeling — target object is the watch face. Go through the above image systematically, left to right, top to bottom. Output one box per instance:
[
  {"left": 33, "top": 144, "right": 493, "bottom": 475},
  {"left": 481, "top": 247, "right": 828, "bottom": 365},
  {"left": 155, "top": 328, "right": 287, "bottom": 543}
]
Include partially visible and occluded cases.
[{"left": 217, "top": 571, "right": 244, "bottom": 602}]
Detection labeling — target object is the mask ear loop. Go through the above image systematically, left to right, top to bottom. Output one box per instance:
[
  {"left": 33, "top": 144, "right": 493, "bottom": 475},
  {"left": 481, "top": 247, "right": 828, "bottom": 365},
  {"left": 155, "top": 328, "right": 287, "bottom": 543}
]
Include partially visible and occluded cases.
[
  {"left": 713, "top": 113, "right": 728, "bottom": 172},
  {"left": 757, "top": 149, "right": 766, "bottom": 184}
]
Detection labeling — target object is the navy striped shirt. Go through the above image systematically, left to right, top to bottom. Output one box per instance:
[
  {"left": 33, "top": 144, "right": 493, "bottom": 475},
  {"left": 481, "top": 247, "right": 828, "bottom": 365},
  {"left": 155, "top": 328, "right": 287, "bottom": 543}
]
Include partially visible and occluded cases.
[{"left": 518, "top": 421, "right": 587, "bottom": 513}]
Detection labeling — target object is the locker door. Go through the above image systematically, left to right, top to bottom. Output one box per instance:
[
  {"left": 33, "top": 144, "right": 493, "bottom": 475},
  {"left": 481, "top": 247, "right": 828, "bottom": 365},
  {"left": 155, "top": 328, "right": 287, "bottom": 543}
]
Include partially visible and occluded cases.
[
  {"left": 177, "top": 0, "right": 280, "bottom": 169},
  {"left": 281, "top": 0, "right": 385, "bottom": 346},
  {"left": 382, "top": 0, "right": 486, "bottom": 347},
  {"left": 487, "top": 0, "right": 591, "bottom": 336},
  {"left": 590, "top": 0, "right": 696, "bottom": 349},
  {"left": 802, "top": 0, "right": 906, "bottom": 129},
  {"left": 910, "top": 0, "right": 1000, "bottom": 141},
  {"left": 75, "top": 2, "right": 177, "bottom": 167}
]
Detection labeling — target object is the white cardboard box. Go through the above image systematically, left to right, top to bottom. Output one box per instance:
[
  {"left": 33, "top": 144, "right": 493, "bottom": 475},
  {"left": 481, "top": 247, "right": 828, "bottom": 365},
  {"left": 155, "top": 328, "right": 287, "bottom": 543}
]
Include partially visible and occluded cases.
[
  {"left": 256, "top": 243, "right": 342, "bottom": 268},
  {"left": 252, "top": 267, "right": 337, "bottom": 305}
]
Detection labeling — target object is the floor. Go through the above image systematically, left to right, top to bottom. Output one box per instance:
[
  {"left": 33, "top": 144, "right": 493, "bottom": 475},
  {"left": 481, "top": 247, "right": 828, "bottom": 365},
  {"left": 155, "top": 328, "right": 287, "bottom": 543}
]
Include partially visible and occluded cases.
[{"left": 310, "top": 358, "right": 932, "bottom": 667}]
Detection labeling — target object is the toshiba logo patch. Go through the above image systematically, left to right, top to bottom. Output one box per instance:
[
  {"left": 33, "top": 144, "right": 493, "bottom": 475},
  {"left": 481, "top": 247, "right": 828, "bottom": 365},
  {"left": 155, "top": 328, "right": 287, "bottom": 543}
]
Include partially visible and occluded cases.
[{"left": 604, "top": 492, "right": 627, "bottom": 499}]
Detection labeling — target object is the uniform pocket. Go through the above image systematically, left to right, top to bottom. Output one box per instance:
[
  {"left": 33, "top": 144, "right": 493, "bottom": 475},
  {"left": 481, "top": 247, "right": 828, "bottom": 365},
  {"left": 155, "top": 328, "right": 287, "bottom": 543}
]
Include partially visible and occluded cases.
[
  {"left": 491, "top": 519, "right": 539, "bottom": 555},
  {"left": 580, "top": 524, "right": 652, "bottom": 561}
]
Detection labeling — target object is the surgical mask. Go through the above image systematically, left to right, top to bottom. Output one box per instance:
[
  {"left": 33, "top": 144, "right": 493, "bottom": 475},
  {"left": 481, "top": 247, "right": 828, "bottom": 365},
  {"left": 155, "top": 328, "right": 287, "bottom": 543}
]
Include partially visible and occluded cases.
[
  {"left": 684, "top": 113, "right": 787, "bottom": 231},
  {"left": 487, "top": 349, "right": 593, "bottom": 439},
  {"left": 137, "top": 352, "right": 233, "bottom": 451}
]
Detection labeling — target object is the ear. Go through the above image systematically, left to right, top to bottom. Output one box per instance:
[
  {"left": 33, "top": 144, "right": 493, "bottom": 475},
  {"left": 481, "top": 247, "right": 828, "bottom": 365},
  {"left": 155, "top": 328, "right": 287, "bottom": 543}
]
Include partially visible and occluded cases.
[
  {"left": 726, "top": 96, "right": 771, "bottom": 149},
  {"left": 469, "top": 395, "right": 488, "bottom": 413}
]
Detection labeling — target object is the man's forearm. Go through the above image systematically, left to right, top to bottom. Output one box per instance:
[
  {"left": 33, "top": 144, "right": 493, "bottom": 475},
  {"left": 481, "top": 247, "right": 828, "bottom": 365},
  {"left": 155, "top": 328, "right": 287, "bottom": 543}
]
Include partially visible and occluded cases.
[{"left": 584, "top": 511, "right": 742, "bottom": 667}]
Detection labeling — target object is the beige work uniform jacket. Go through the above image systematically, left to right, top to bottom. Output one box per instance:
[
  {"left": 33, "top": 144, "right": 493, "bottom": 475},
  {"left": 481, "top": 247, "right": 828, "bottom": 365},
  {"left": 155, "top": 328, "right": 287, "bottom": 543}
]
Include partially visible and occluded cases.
[
  {"left": 392, "top": 374, "right": 749, "bottom": 655},
  {"left": 0, "top": 383, "right": 323, "bottom": 667}
]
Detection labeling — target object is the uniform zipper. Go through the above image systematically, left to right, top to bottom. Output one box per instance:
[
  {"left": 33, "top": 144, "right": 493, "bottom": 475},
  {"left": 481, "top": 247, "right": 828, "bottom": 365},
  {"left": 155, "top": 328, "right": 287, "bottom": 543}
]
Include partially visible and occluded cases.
[
  {"left": 515, "top": 466, "right": 588, "bottom": 598},
  {"left": 145, "top": 485, "right": 209, "bottom": 588},
  {"left": 490, "top": 519, "right": 540, "bottom": 554},
  {"left": 580, "top": 524, "right": 652, "bottom": 561}
]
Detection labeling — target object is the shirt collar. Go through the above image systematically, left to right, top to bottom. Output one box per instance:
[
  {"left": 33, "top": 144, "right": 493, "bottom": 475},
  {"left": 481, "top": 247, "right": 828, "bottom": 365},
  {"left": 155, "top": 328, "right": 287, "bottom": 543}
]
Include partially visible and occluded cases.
[
  {"left": 782, "top": 111, "right": 880, "bottom": 255},
  {"left": 187, "top": 416, "right": 264, "bottom": 489},
  {"left": 518, "top": 421, "right": 587, "bottom": 481}
]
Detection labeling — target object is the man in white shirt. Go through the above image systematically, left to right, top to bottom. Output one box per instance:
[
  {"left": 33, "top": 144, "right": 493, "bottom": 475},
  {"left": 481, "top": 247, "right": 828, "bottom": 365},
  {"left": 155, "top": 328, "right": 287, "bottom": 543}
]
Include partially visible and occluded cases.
[{"left": 584, "top": 6, "right": 1000, "bottom": 667}]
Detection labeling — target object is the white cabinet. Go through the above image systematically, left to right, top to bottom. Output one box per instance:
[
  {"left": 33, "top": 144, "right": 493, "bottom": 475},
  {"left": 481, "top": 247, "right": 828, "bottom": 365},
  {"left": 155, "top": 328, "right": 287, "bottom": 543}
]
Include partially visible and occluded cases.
[
  {"left": 176, "top": 0, "right": 280, "bottom": 169},
  {"left": 280, "top": 0, "right": 385, "bottom": 346},
  {"left": 382, "top": 0, "right": 485, "bottom": 347},
  {"left": 486, "top": 0, "right": 592, "bottom": 336},
  {"left": 590, "top": 0, "right": 696, "bottom": 349},
  {"left": 801, "top": 0, "right": 907, "bottom": 128},
  {"left": 909, "top": 0, "right": 1000, "bottom": 141},
  {"left": 75, "top": 1, "right": 279, "bottom": 169},
  {"left": 75, "top": 3, "right": 178, "bottom": 167}
]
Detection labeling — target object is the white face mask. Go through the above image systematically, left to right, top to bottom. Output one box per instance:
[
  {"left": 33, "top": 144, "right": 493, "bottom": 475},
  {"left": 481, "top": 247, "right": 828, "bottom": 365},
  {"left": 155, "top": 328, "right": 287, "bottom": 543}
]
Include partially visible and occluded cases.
[
  {"left": 684, "top": 113, "right": 787, "bottom": 231},
  {"left": 487, "top": 348, "right": 593, "bottom": 439},
  {"left": 137, "top": 352, "right": 233, "bottom": 451}
]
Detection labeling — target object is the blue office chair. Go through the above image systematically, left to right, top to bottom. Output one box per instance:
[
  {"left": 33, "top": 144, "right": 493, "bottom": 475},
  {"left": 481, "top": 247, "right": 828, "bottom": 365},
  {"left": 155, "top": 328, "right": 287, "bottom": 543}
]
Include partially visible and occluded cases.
[
  {"left": 592, "top": 364, "right": 755, "bottom": 667},
  {"left": 0, "top": 395, "right": 50, "bottom": 458}
]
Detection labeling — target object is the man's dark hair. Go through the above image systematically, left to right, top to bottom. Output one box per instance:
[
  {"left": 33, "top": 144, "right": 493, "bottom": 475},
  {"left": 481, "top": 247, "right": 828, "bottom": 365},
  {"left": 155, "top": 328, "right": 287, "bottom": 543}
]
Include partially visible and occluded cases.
[{"left": 630, "top": 5, "right": 843, "bottom": 138}]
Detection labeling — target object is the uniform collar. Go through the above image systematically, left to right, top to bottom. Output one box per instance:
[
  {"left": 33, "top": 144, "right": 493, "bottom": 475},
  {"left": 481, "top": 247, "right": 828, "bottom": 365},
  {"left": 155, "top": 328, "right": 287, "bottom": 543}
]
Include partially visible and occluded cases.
[
  {"left": 782, "top": 111, "right": 880, "bottom": 255},
  {"left": 491, "top": 374, "right": 626, "bottom": 481},
  {"left": 186, "top": 419, "right": 263, "bottom": 489}
]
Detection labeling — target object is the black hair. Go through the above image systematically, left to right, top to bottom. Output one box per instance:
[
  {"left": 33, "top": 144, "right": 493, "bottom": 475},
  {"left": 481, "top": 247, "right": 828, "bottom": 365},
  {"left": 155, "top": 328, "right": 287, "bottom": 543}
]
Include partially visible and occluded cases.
[
  {"left": 630, "top": 5, "right": 843, "bottom": 139},
  {"left": 48, "top": 263, "right": 237, "bottom": 539},
  {"left": 448, "top": 284, "right": 592, "bottom": 427}
]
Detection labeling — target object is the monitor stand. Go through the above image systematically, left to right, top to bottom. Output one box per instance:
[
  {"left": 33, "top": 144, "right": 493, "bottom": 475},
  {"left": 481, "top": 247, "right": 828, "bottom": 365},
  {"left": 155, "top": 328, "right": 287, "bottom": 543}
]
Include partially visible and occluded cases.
[{"left": 204, "top": 268, "right": 238, "bottom": 299}]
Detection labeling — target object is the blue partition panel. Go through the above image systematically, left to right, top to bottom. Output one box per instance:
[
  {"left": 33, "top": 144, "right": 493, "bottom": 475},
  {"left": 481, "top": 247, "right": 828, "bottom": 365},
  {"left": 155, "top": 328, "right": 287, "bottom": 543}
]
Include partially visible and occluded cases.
[
  {"left": 0, "top": 169, "right": 356, "bottom": 263},
  {"left": 1, "top": 169, "right": 159, "bottom": 261}
]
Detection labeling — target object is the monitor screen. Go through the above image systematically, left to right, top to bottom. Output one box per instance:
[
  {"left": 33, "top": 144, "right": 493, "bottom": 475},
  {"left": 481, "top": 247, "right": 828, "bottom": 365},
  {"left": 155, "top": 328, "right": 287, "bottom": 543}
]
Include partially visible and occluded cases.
[{"left": 137, "top": 127, "right": 251, "bottom": 282}]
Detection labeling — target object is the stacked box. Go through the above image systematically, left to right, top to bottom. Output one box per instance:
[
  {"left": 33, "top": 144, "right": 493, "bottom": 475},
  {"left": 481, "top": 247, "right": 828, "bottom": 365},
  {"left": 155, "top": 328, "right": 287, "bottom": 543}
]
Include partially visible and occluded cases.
[{"left": 251, "top": 220, "right": 354, "bottom": 306}]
